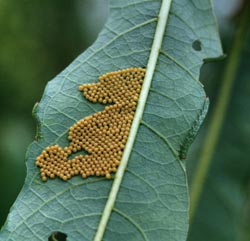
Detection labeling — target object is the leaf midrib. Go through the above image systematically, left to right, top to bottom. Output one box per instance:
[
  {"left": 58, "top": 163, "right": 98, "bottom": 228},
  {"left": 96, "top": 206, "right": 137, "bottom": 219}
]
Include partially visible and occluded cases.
[{"left": 93, "top": 1, "right": 173, "bottom": 240}]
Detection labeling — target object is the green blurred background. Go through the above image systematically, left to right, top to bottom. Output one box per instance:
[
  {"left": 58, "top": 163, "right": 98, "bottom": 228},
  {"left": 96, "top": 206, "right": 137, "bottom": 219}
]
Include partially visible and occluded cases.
[
  {"left": 0, "top": 0, "right": 108, "bottom": 226},
  {"left": 0, "top": 1, "right": 249, "bottom": 241}
]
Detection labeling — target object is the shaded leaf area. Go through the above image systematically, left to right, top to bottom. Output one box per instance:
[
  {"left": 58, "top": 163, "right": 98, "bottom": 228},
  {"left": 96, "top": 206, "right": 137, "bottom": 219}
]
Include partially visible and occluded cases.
[
  {"left": 0, "top": 0, "right": 222, "bottom": 240},
  {"left": 188, "top": 27, "right": 250, "bottom": 241}
]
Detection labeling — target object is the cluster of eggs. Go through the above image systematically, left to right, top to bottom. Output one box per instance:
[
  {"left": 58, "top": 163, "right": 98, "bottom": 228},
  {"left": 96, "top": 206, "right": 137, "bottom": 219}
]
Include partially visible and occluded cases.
[{"left": 35, "top": 68, "right": 145, "bottom": 181}]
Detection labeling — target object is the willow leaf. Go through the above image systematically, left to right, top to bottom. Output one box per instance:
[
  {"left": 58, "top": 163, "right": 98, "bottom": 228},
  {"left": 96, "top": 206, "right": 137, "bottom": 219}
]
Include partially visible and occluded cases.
[{"left": 0, "top": 0, "right": 222, "bottom": 240}]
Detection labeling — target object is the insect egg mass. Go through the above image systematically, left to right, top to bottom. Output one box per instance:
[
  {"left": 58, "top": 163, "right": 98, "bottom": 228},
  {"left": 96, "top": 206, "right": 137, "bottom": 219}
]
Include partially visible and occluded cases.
[{"left": 35, "top": 68, "right": 145, "bottom": 181}]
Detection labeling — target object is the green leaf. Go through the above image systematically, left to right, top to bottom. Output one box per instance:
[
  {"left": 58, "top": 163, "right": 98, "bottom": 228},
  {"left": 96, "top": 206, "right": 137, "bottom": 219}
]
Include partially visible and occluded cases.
[{"left": 0, "top": 0, "right": 222, "bottom": 240}]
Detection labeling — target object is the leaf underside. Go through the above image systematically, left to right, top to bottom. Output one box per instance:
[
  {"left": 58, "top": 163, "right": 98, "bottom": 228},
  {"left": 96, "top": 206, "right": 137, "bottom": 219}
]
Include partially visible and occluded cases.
[{"left": 0, "top": 0, "right": 222, "bottom": 241}]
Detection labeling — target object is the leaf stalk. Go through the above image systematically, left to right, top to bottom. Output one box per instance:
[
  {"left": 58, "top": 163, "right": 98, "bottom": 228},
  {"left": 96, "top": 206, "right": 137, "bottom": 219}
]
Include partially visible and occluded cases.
[{"left": 93, "top": 0, "right": 173, "bottom": 240}]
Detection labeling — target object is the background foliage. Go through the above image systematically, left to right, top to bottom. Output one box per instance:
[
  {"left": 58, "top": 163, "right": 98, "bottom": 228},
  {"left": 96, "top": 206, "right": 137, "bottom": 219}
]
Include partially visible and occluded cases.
[
  {"left": 0, "top": 0, "right": 249, "bottom": 240},
  {"left": 0, "top": 0, "right": 108, "bottom": 227}
]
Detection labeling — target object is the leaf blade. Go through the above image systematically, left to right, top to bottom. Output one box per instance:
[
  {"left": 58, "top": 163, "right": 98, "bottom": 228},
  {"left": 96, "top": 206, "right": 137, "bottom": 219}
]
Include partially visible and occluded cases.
[{"left": 0, "top": 0, "right": 222, "bottom": 240}]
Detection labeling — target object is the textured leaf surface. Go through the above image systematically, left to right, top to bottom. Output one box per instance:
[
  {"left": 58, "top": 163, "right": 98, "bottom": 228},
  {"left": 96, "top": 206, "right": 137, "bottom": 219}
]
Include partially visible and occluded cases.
[{"left": 0, "top": 0, "right": 222, "bottom": 240}]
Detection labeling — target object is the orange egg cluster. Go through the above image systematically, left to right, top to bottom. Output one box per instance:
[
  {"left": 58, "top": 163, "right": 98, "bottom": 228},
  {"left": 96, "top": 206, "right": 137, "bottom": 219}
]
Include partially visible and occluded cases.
[{"left": 35, "top": 68, "right": 145, "bottom": 181}]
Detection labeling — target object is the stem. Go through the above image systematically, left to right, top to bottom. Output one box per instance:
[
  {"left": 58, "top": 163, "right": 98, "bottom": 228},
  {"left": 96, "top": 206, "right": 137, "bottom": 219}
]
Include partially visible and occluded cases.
[
  {"left": 93, "top": 1, "right": 172, "bottom": 240},
  {"left": 189, "top": 5, "right": 250, "bottom": 222}
]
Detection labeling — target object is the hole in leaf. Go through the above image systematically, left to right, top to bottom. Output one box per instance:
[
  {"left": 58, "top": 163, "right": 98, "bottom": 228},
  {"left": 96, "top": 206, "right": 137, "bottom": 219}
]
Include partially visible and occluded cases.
[
  {"left": 192, "top": 40, "right": 202, "bottom": 51},
  {"left": 48, "top": 231, "right": 67, "bottom": 241}
]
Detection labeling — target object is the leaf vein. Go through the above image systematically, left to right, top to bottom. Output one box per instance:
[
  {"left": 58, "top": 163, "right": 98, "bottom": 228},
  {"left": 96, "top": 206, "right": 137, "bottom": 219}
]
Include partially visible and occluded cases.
[
  {"left": 63, "top": 17, "right": 157, "bottom": 78},
  {"left": 160, "top": 50, "right": 201, "bottom": 85},
  {"left": 141, "top": 120, "right": 179, "bottom": 159},
  {"left": 11, "top": 178, "right": 105, "bottom": 233},
  {"left": 112, "top": 208, "right": 149, "bottom": 241}
]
